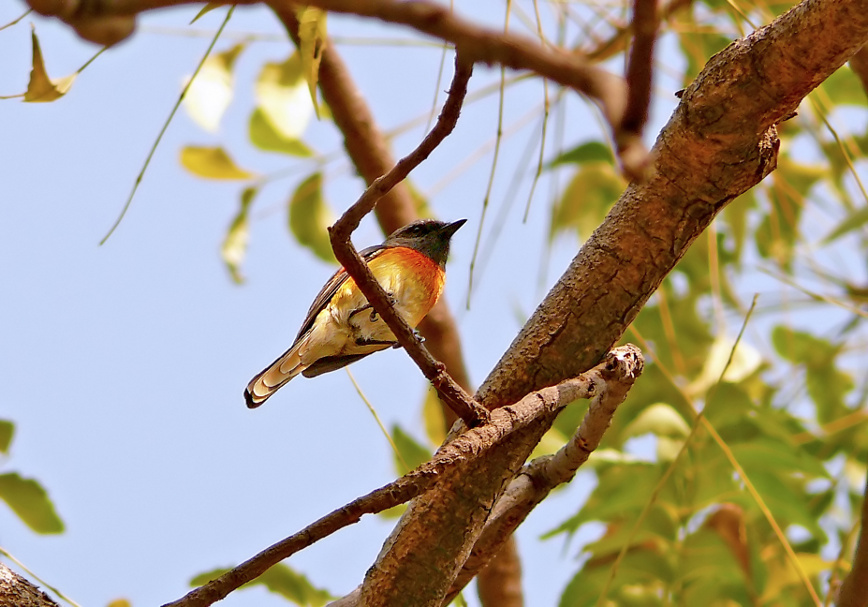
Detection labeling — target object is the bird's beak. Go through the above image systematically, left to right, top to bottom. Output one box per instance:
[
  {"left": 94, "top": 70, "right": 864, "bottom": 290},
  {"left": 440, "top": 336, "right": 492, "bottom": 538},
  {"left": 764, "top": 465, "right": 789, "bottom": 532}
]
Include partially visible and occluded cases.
[{"left": 443, "top": 218, "right": 467, "bottom": 238}]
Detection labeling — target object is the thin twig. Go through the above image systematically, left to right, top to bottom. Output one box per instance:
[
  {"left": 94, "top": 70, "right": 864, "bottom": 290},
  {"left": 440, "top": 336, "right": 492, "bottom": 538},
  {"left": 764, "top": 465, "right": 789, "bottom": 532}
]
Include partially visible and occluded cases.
[
  {"left": 99, "top": 5, "right": 234, "bottom": 244},
  {"left": 0, "top": 8, "right": 32, "bottom": 31},
  {"left": 326, "top": 54, "right": 489, "bottom": 427}
]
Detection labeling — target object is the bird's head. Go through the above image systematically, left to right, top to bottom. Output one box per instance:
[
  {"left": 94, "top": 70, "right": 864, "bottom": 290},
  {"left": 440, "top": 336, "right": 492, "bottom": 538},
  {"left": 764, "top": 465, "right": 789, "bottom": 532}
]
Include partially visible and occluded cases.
[{"left": 384, "top": 218, "right": 467, "bottom": 267}]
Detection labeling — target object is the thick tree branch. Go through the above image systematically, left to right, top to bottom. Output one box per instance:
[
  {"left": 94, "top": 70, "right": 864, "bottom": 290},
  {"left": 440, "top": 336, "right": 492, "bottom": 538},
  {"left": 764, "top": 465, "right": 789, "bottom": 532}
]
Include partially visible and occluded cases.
[
  {"left": 477, "top": 0, "right": 868, "bottom": 410},
  {"left": 359, "top": 1, "right": 868, "bottom": 605},
  {"left": 444, "top": 345, "right": 644, "bottom": 603},
  {"left": 326, "top": 349, "right": 639, "bottom": 607},
  {"left": 838, "top": 470, "right": 868, "bottom": 607},
  {"left": 0, "top": 564, "right": 61, "bottom": 607}
]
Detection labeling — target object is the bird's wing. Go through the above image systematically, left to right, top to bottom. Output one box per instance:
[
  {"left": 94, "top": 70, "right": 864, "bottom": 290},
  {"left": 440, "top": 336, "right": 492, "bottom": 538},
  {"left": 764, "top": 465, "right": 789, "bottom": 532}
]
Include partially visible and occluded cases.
[{"left": 293, "top": 244, "right": 387, "bottom": 340}]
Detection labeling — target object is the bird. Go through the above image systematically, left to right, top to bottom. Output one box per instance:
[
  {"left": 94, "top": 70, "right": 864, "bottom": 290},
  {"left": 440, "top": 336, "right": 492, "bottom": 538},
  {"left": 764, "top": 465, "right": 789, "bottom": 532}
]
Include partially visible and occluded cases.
[{"left": 244, "top": 218, "right": 467, "bottom": 408}]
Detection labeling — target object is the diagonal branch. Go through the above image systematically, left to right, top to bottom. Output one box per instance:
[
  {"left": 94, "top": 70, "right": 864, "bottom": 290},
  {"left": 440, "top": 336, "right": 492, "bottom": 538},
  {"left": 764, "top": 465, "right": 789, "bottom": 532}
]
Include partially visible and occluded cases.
[
  {"left": 357, "top": 2, "right": 868, "bottom": 606},
  {"left": 323, "top": 54, "right": 490, "bottom": 428},
  {"left": 163, "top": 352, "right": 629, "bottom": 607}
]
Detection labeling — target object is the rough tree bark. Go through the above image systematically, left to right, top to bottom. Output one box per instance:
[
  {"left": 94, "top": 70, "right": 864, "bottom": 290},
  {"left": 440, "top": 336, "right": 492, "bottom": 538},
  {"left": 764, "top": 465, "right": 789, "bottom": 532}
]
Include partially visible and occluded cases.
[{"left": 356, "top": 0, "right": 868, "bottom": 605}]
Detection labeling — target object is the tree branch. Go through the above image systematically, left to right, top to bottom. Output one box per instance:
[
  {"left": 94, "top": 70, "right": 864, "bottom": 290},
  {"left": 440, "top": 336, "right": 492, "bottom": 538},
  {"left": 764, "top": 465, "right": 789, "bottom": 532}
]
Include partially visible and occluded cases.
[
  {"left": 28, "top": 0, "right": 646, "bottom": 173},
  {"left": 477, "top": 0, "right": 868, "bottom": 410},
  {"left": 586, "top": 0, "right": 693, "bottom": 62},
  {"left": 618, "top": 0, "right": 659, "bottom": 179},
  {"left": 268, "top": 1, "right": 474, "bottom": 424},
  {"left": 356, "top": 1, "right": 868, "bottom": 605},
  {"left": 269, "top": 7, "right": 514, "bottom": 601},
  {"left": 321, "top": 53, "right": 488, "bottom": 428},
  {"left": 444, "top": 345, "right": 644, "bottom": 603},
  {"left": 325, "top": 348, "right": 640, "bottom": 607},
  {"left": 165, "top": 353, "right": 625, "bottom": 607},
  {"left": 838, "top": 469, "right": 868, "bottom": 607},
  {"left": 0, "top": 564, "right": 61, "bottom": 607}
]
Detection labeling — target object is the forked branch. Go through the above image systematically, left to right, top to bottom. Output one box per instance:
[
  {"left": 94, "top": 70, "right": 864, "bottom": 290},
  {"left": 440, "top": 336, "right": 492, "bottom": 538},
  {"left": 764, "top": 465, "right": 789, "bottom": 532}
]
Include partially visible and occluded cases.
[{"left": 163, "top": 349, "right": 640, "bottom": 607}]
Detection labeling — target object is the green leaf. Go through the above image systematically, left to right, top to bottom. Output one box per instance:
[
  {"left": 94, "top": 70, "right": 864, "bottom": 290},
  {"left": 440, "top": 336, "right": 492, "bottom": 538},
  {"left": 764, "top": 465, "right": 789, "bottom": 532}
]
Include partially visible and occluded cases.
[
  {"left": 190, "top": 2, "right": 223, "bottom": 24},
  {"left": 296, "top": 7, "right": 327, "bottom": 118},
  {"left": 24, "top": 26, "right": 76, "bottom": 103},
  {"left": 677, "top": 26, "right": 732, "bottom": 83},
  {"left": 183, "top": 43, "right": 244, "bottom": 133},
  {"left": 255, "top": 52, "right": 313, "bottom": 139},
  {"left": 818, "top": 65, "right": 868, "bottom": 107},
  {"left": 249, "top": 108, "right": 313, "bottom": 157},
  {"left": 546, "top": 141, "right": 613, "bottom": 168},
  {"left": 180, "top": 146, "right": 256, "bottom": 180},
  {"left": 755, "top": 157, "right": 823, "bottom": 268},
  {"left": 550, "top": 162, "right": 624, "bottom": 241},
  {"left": 288, "top": 173, "right": 335, "bottom": 263},
  {"left": 221, "top": 187, "right": 257, "bottom": 284},
  {"left": 721, "top": 190, "right": 755, "bottom": 263},
  {"left": 824, "top": 203, "right": 868, "bottom": 244},
  {"left": 771, "top": 326, "right": 853, "bottom": 422},
  {"left": 771, "top": 326, "right": 834, "bottom": 365},
  {"left": 685, "top": 335, "right": 762, "bottom": 397},
  {"left": 621, "top": 403, "right": 691, "bottom": 439},
  {"left": 0, "top": 420, "right": 14, "bottom": 454},
  {"left": 391, "top": 425, "right": 431, "bottom": 475},
  {"left": 730, "top": 440, "right": 828, "bottom": 479},
  {"left": 545, "top": 462, "right": 665, "bottom": 537},
  {"left": 0, "top": 472, "right": 64, "bottom": 534},
  {"left": 737, "top": 472, "right": 825, "bottom": 539},
  {"left": 677, "top": 526, "right": 753, "bottom": 606},
  {"left": 192, "top": 563, "right": 332, "bottom": 606}
]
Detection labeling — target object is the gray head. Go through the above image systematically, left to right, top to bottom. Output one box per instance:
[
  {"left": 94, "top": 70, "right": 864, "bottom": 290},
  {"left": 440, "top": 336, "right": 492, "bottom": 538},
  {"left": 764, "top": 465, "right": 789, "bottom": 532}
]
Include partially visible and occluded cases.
[{"left": 383, "top": 219, "right": 467, "bottom": 267}]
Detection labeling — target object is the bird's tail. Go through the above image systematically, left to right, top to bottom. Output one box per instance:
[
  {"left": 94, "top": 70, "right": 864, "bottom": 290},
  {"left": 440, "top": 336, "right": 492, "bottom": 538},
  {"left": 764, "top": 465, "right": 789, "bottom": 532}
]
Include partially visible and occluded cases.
[{"left": 244, "top": 345, "right": 306, "bottom": 408}]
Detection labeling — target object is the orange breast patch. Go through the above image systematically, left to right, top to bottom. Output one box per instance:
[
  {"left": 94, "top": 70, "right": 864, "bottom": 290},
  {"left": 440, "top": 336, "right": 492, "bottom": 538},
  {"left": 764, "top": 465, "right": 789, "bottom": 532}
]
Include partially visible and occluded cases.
[{"left": 368, "top": 247, "right": 446, "bottom": 313}]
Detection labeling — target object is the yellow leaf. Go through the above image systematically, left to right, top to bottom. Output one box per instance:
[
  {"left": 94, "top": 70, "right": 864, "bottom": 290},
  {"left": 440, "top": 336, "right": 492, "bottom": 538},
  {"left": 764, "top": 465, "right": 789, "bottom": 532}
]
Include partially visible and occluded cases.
[
  {"left": 296, "top": 7, "right": 327, "bottom": 118},
  {"left": 25, "top": 26, "right": 76, "bottom": 103},
  {"left": 183, "top": 43, "right": 244, "bottom": 133},
  {"left": 255, "top": 53, "right": 313, "bottom": 139},
  {"left": 248, "top": 108, "right": 313, "bottom": 157},
  {"left": 180, "top": 146, "right": 255, "bottom": 180},
  {"left": 221, "top": 187, "right": 256, "bottom": 284},
  {"left": 685, "top": 336, "right": 762, "bottom": 397},
  {"left": 422, "top": 386, "right": 446, "bottom": 447}
]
